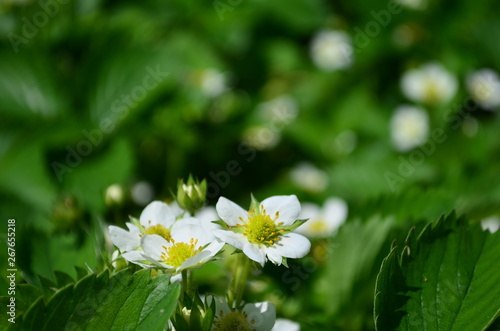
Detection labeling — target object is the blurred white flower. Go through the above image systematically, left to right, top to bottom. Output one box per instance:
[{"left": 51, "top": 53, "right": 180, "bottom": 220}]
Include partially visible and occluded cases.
[
  {"left": 397, "top": 0, "right": 427, "bottom": 10},
  {"left": 310, "top": 30, "right": 353, "bottom": 71},
  {"left": 401, "top": 63, "right": 458, "bottom": 104},
  {"left": 199, "top": 68, "right": 228, "bottom": 98},
  {"left": 466, "top": 68, "right": 500, "bottom": 109},
  {"left": 256, "top": 95, "right": 299, "bottom": 123},
  {"left": 390, "top": 105, "right": 429, "bottom": 151},
  {"left": 243, "top": 126, "right": 281, "bottom": 150},
  {"left": 290, "top": 162, "right": 328, "bottom": 193},
  {"left": 131, "top": 181, "right": 154, "bottom": 206},
  {"left": 105, "top": 184, "right": 124, "bottom": 206},
  {"left": 214, "top": 195, "right": 311, "bottom": 267},
  {"left": 296, "top": 198, "right": 347, "bottom": 238},
  {"left": 481, "top": 216, "right": 500, "bottom": 233},
  {"left": 123, "top": 217, "right": 224, "bottom": 273},
  {"left": 211, "top": 297, "right": 276, "bottom": 331},
  {"left": 272, "top": 318, "right": 300, "bottom": 331}
]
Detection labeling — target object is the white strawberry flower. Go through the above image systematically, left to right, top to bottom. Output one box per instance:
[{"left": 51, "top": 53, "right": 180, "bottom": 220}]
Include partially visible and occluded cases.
[
  {"left": 310, "top": 30, "right": 353, "bottom": 71},
  {"left": 401, "top": 62, "right": 458, "bottom": 105},
  {"left": 466, "top": 68, "right": 500, "bottom": 109},
  {"left": 390, "top": 105, "right": 429, "bottom": 151},
  {"left": 213, "top": 195, "right": 311, "bottom": 267},
  {"left": 296, "top": 198, "right": 347, "bottom": 238},
  {"left": 108, "top": 200, "right": 178, "bottom": 253},
  {"left": 122, "top": 217, "right": 224, "bottom": 273},
  {"left": 211, "top": 297, "right": 276, "bottom": 331}
]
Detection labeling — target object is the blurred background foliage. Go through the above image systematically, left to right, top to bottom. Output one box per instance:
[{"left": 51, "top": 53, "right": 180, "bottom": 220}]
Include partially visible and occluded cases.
[{"left": 0, "top": 0, "right": 499, "bottom": 329}]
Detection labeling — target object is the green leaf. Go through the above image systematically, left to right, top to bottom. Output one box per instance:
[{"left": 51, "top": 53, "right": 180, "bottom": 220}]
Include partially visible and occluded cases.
[
  {"left": 374, "top": 212, "right": 500, "bottom": 331},
  {"left": 313, "top": 216, "right": 394, "bottom": 316},
  {"left": 18, "top": 269, "right": 180, "bottom": 331}
]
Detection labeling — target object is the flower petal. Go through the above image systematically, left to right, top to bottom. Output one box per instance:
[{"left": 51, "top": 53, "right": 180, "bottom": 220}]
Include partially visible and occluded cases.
[
  {"left": 261, "top": 195, "right": 300, "bottom": 226},
  {"left": 216, "top": 197, "right": 248, "bottom": 226},
  {"left": 324, "top": 197, "right": 348, "bottom": 230},
  {"left": 140, "top": 200, "right": 176, "bottom": 228},
  {"left": 196, "top": 206, "right": 218, "bottom": 223},
  {"left": 171, "top": 217, "right": 213, "bottom": 246},
  {"left": 109, "top": 225, "right": 140, "bottom": 252},
  {"left": 213, "top": 230, "right": 246, "bottom": 250},
  {"left": 265, "top": 233, "right": 310, "bottom": 260},
  {"left": 141, "top": 234, "right": 171, "bottom": 260},
  {"left": 178, "top": 239, "right": 225, "bottom": 271},
  {"left": 242, "top": 242, "right": 267, "bottom": 267},
  {"left": 121, "top": 251, "right": 153, "bottom": 268},
  {"left": 214, "top": 297, "right": 232, "bottom": 316},
  {"left": 244, "top": 301, "right": 276, "bottom": 331},
  {"left": 272, "top": 318, "right": 300, "bottom": 331}
]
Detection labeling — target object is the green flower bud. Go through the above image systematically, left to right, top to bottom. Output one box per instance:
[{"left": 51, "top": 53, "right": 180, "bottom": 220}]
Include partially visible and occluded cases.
[{"left": 176, "top": 175, "right": 207, "bottom": 215}]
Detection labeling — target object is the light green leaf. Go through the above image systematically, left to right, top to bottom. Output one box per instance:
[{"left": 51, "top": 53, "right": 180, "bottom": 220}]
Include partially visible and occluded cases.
[{"left": 374, "top": 212, "right": 500, "bottom": 331}]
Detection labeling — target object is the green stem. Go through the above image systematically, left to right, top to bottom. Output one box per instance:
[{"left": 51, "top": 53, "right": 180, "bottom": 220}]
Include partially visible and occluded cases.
[
  {"left": 228, "top": 254, "right": 251, "bottom": 308},
  {"left": 181, "top": 270, "right": 188, "bottom": 303}
]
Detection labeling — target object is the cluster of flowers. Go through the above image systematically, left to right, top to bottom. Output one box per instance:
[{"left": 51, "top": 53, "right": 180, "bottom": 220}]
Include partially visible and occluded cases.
[
  {"left": 309, "top": 28, "right": 500, "bottom": 152},
  {"left": 109, "top": 178, "right": 312, "bottom": 330}
]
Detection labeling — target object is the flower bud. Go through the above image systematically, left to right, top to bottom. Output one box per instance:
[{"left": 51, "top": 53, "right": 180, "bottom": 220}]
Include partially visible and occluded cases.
[
  {"left": 176, "top": 175, "right": 207, "bottom": 215},
  {"left": 111, "top": 250, "right": 129, "bottom": 271}
]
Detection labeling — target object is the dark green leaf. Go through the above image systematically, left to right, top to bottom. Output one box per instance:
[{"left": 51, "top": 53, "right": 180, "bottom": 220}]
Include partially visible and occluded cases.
[{"left": 374, "top": 213, "right": 500, "bottom": 331}]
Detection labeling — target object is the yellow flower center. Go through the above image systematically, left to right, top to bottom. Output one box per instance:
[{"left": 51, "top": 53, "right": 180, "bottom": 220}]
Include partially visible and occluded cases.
[
  {"left": 423, "top": 80, "right": 441, "bottom": 104},
  {"left": 240, "top": 207, "right": 282, "bottom": 246},
  {"left": 309, "top": 219, "right": 328, "bottom": 235},
  {"left": 143, "top": 224, "right": 172, "bottom": 242},
  {"left": 160, "top": 238, "right": 201, "bottom": 268},
  {"left": 213, "top": 311, "right": 254, "bottom": 331}
]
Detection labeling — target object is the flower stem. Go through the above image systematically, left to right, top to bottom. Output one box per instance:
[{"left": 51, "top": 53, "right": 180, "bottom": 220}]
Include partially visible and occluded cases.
[
  {"left": 228, "top": 254, "right": 251, "bottom": 308},
  {"left": 181, "top": 270, "right": 188, "bottom": 303}
]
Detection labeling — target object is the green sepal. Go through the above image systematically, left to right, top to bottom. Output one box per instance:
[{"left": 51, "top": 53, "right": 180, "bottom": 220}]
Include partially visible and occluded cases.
[
  {"left": 249, "top": 193, "right": 260, "bottom": 213},
  {"left": 129, "top": 216, "right": 143, "bottom": 232},
  {"left": 280, "top": 218, "right": 309, "bottom": 234},
  {"left": 213, "top": 219, "right": 231, "bottom": 229},
  {"left": 230, "top": 249, "right": 243, "bottom": 255},
  {"left": 281, "top": 257, "right": 289, "bottom": 268}
]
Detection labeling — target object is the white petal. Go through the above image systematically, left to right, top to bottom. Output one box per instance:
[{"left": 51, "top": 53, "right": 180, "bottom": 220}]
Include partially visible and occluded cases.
[
  {"left": 261, "top": 195, "right": 300, "bottom": 226},
  {"left": 216, "top": 197, "right": 248, "bottom": 226},
  {"left": 323, "top": 198, "right": 348, "bottom": 231},
  {"left": 140, "top": 200, "right": 176, "bottom": 228},
  {"left": 168, "top": 201, "right": 184, "bottom": 217},
  {"left": 298, "top": 203, "right": 321, "bottom": 220},
  {"left": 196, "top": 206, "right": 218, "bottom": 223},
  {"left": 171, "top": 217, "right": 214, "bottom": 246},
  {"left": 108, "top": 225, "right": 140, "bottom": 252},
  {"left": 213, "top": 230, "right": 246, "bottom": 250},
  {"left": 266, "top": 233, "right": 310, "bottom": 259},
  {"left": 141, "top": 234, "right": 171, "bottom": 260},
  {"left": 178, "top": 239, "right": 225, "bottom": 271},
  {"left": 243, "top": 242, "right": 267, "bottom": 267},
  {"left": 264, "top": 248, "right": 283, "bottom": 265},
  {"left": 121, "top": 251, "right": 152, "bottom": 268},
  {"left": 170, "top": 273, "right": 182, "bottom": 283},
  {"left": 214, "top": 297, "right": 232, "bottom": 316},
  {"left": 244, "top": 301, "right": 276, "bottom": 331},
  {"left": 272, "top": 318, "right": 300, "bottom": 331}
]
